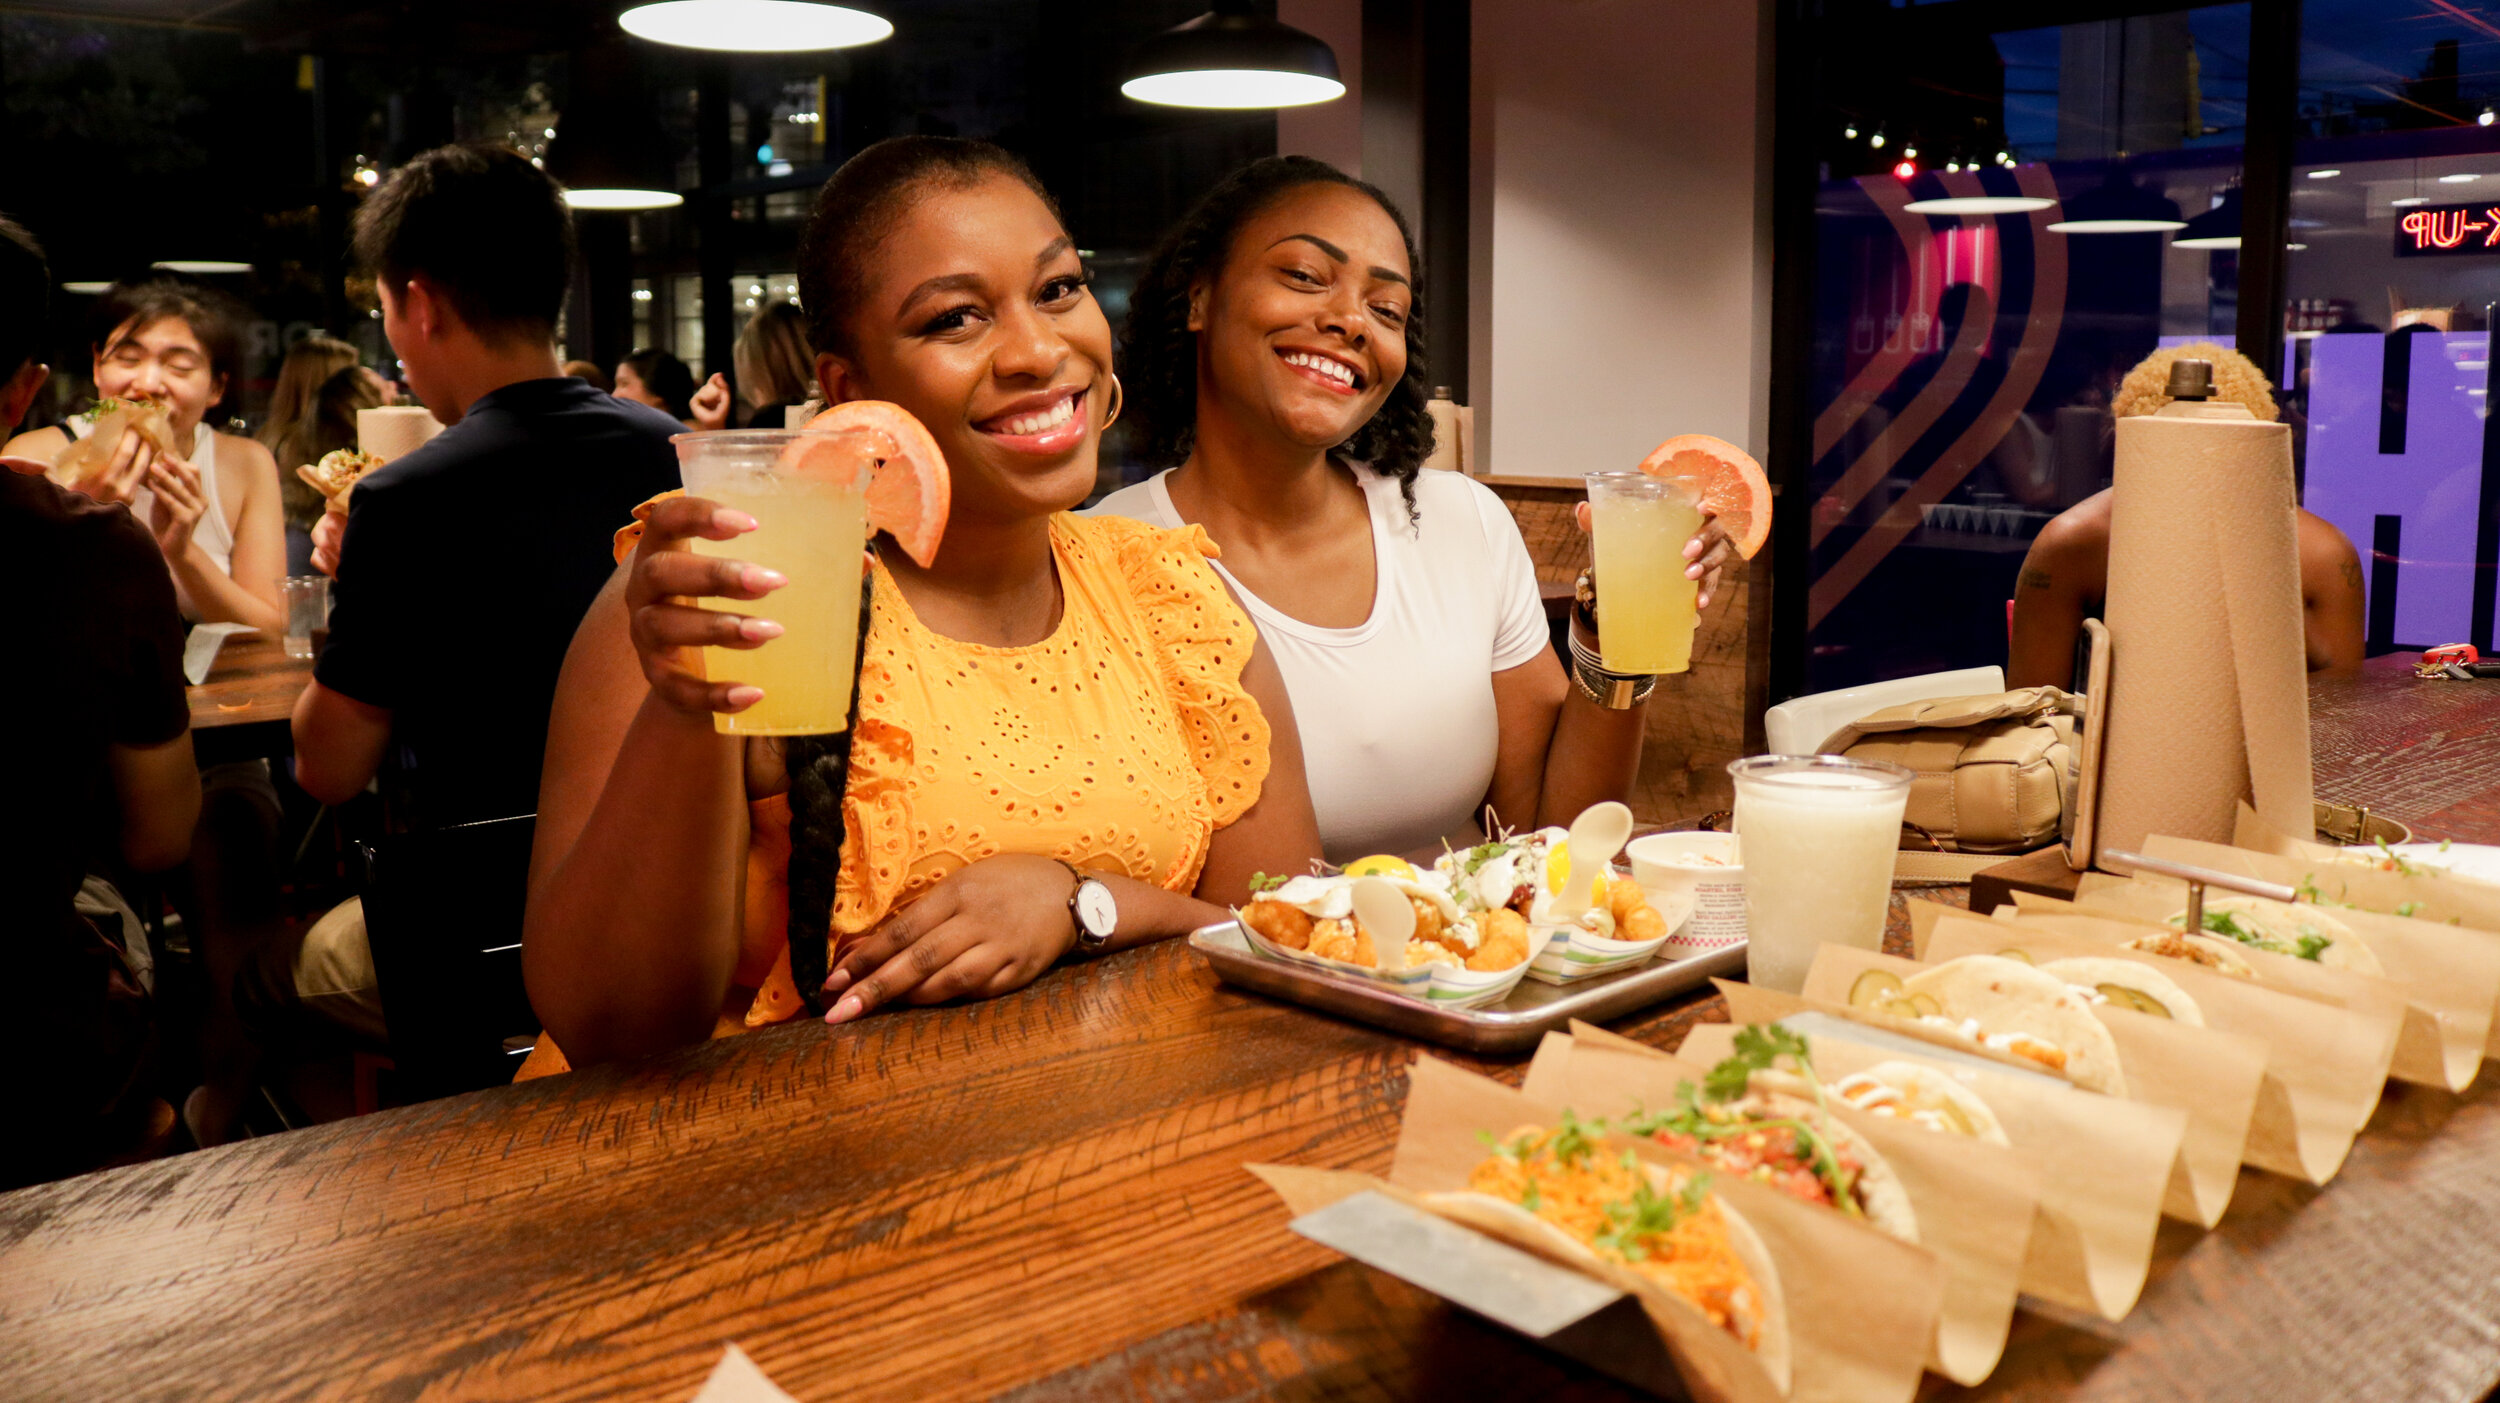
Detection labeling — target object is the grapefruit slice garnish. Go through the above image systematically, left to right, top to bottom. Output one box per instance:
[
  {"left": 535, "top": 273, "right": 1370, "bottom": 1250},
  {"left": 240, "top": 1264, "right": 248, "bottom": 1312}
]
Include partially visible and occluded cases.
[
  {"left": 802, "top": 401, "right": 950, "bottom": 568},
  {"left": 1635, "top": 434, "right": 1772, "bottom": 560}
]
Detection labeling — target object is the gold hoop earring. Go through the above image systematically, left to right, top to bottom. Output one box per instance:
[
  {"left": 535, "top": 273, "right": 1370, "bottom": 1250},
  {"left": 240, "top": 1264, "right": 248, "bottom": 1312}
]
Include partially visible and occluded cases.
[{"left": 1103, "top": 374, "right": 1123, "bottom": 430}]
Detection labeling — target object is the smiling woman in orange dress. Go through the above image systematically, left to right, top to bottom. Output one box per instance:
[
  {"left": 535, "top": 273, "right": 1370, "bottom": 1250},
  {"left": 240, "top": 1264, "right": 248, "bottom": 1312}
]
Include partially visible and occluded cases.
[{"left": 520, "top": 138, "right": 1320, "bottom": 1073}]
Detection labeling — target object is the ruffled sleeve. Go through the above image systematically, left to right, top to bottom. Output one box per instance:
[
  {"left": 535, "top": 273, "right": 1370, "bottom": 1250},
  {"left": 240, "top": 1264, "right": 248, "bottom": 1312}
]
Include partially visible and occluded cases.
[
  {"left": 612, "top": 489, "right": 686, "bottom": 565},
  {"left": 1099, "top": 516, "right": 1271, "bottom": 827}
]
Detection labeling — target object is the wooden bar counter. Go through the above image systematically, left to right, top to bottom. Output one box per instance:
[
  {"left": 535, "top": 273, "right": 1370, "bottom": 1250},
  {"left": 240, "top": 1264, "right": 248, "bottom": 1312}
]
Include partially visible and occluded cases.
[{"left": 6, "top": 655, "right": 2498, "bottom": 1402}]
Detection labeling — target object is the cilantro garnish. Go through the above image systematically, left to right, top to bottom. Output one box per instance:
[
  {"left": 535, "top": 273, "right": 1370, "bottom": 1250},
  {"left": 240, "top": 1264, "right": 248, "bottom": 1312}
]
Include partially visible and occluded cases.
[
  {"left": 1247, "top": 871, "right": 1289, "bottom": 894},
  {"left": 2396, "top": 900, "right": 2422, "bottom": 919},
  {"left": 2293, "top": 933, "right": 2330, "bottom": 961},
  {"left": 1594, "top": 1173, "right": 1714, "bottom": 1261}
]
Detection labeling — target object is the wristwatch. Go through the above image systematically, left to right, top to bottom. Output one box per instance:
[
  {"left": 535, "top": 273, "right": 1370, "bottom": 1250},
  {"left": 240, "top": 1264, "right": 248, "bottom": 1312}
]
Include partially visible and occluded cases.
[{"left": 1057, "top": 859, "right": 1118, "bottom": 955}]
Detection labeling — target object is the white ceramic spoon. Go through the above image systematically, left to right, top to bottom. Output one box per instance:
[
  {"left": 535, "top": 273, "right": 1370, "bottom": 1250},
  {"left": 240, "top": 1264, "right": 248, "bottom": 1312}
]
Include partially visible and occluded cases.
[
  {"left": 1550, "top": 801, "right": 1635, "bottom": 920},
  {"left": 1350, "top": 876, "right": 1418, "bottom": 972}
]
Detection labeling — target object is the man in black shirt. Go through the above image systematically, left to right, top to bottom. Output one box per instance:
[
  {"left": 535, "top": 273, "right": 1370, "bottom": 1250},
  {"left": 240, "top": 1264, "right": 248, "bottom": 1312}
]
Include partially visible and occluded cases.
[
  {"left": 294, "top": 144, "right": 681, "bottom": 826},
  {"left": 1, "top": 213, "right": 200, "bottom": 1185}
]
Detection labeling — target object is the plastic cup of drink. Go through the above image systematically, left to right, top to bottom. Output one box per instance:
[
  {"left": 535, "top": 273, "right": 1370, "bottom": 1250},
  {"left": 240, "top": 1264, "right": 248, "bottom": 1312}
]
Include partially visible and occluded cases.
[
  {"left": 675, "top": 429, "right": 874, "bottom": 736},
  {"left": 1584, "top": 471, "right": 1705, "bottom": 675},
  {"left": 282, "top": 575, "right": 330, "bottom": 660},
  {"left": 1727, "top": 754, "right": 1913, "bottom": 994}
]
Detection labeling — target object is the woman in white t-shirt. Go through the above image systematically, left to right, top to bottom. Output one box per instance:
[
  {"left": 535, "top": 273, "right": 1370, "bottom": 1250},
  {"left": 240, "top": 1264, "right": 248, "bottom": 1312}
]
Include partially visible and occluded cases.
[{"left": 1094, "top": 157, "right": 1729, "bottom": 862}]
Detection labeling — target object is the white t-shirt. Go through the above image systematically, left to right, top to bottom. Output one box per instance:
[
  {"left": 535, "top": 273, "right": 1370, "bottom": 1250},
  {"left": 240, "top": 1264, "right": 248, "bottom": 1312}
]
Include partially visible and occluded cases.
[{"left": 1090, "top": 464, "right": 1550, "bottom": 862}]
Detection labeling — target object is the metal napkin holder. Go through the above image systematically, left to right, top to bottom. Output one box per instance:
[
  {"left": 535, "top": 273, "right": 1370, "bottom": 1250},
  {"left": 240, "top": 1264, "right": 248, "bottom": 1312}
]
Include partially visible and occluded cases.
[{"left": 2099, "top": 848, "right": 2298, "bottom": 932}]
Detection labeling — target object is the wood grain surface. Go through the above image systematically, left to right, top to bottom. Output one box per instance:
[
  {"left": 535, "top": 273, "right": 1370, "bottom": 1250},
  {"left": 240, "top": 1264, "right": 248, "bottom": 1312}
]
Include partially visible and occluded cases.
[
  {"left": 188, "top": 631, "right": 313, "bottom": 732},
  {"left": 6, "top": 666, "right": 2499, "bottom": 1403}
]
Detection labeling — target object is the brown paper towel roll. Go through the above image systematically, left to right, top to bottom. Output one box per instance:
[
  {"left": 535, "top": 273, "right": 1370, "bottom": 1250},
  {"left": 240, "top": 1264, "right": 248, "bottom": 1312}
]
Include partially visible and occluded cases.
[
  {"left": 2095, "top": 401, "right": 2313, "bottom": 857},
  {"left": 357, "top": 405, "right": 443, "bottom": 463}
]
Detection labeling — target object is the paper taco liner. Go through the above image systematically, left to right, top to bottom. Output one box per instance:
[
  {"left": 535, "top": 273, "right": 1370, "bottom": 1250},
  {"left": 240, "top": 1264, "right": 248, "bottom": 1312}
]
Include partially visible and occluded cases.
[
  {"left": 2234, "top": 801, "right": 2500, "bottom": 902},
  {"left": 2157, "top": 828, "right": 2500, "bottom": 934},
  {"left": 2074, "top": 859, "right": 2500, "bottom": 1084},
  {"left": 1524, "top": 882, "right": 1693, "bottom": 985},
  {"left": 2000, "top": 892, "right": 2446, "bottom": 1093},
  {"left": 1921, "top": 914, "right": 2392, "bottom": 1182},
  {"left": 1423, "top": 923, "right": 1557, "bottom": 1006},
  {"left": 1799, "top": 944, "right": 2265, "bottom": 1227},
  {"left": 1708, "top": 979, "right": 2183, "bottom": 1322},
  {"left": 1522, "top": 1025, "right": 2039, "bottom": 1387},
  {"left": 1388, "top": 1056, "right": 1947, "bottom": 1403}
]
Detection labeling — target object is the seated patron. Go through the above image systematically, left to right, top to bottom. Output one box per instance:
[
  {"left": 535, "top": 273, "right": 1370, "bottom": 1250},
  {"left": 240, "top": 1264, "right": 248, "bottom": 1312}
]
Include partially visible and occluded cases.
[
  {"left": 521, "top": 136, "right": 1321, "bottom": 1072},
  {"left": 269, "top": 143, "right": 682, "bottom": 1047},
  {"left": 0, "top": 215, "right": 200, "bottom": 1187},
  {"left": 6, "top": 277, "right": 286, "bottom": 633},
  {"left": 732, "top": 301, "right": 816, "bottom": 428},
  {"left": 2008, "top": 342, "right": 2366, "bottom": 689}
]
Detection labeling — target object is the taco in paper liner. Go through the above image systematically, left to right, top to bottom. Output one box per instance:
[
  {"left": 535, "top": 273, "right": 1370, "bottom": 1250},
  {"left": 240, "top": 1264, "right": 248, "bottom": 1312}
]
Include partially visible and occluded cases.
[
  {"left": 48, "top": 398, "right": 177, "bottom": 493},
  {"left": 295, "top": 447, "right": 382, "bottom": 511},
  {"left": 1239, "top": 873, "right": 1526, "bottom": 975},
  {"left": 2173, "top": 896, "right": 2383, "bottom": 976},
  {"left": 2117, "top": 929, "right": 2258, "bottom": 981},
  {"left": 1847, "top": 954, "right": 2129, "bottom": 1096},
  {"left": 2039, "top": 956, "right": 2205, "bottom": 1025},
  {"left": 1820, "top": 1060, "right": 2011, "bottom": 1146},
  {"left": 1638, "top": 1075, "right": 1920, "bottom": 1243},
  {"left": 1418, "top": 1119, "right": 1787, "bottom": 1371}
]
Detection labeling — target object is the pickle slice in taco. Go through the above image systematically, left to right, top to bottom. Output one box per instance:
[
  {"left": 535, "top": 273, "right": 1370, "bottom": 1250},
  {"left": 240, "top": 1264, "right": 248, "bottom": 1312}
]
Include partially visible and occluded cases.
[
  {"left": 2172, "top": 896, "right": 2383, "bottom": 977},
  {"left": 1848, "top": 954, "right": 2129, "bottom": 1096},
  {"left": 2039, "top": 956, "right": 2205, "bottom": 1024},
  {"left": 1628, "top": 1025, "right": 1919, "bottom": 1241},
  {"left": 1827, "top": 1060, "right": 2011, "bottom": 1146},
  {"left": 1421, "top": 1113, "right": 1782, "bottom": 1354}
]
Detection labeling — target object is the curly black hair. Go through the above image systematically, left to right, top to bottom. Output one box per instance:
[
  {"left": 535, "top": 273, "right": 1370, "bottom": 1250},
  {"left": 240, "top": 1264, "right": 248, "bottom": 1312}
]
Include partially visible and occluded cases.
[{"left": 1119, "top": 155, "right": 1434, "bottom": 518}]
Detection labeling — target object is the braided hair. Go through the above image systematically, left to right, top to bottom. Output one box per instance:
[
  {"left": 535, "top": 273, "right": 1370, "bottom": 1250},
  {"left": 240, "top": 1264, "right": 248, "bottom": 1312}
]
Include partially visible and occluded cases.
[
  {"left": 780, "top": 135, "right": 1058, "bottom": 1011},
  {"left": 1119, "top": 155, "right": 1434, "bottom": 519}
]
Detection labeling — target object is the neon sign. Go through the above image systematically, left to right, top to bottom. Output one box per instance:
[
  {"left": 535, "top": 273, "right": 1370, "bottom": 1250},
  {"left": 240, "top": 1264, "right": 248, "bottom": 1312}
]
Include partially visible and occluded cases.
[{"left": 2395, "top": 202, "right": 2500, "bottom": 256}]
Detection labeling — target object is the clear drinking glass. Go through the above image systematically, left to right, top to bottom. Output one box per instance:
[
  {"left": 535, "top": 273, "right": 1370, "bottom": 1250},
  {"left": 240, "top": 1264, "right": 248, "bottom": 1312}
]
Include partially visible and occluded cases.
[
  {"left": 677, "top": 429, "right": 875, "bottom": 736},
  {"left": 1584, "top": 471, "right": 1705, "bottom": 674},
  {"left": 282, "top": 575, "right": 330, "bottom": 660},
  {"left": 1728, "top": 754, "right": 1914, "bottom": 993}
]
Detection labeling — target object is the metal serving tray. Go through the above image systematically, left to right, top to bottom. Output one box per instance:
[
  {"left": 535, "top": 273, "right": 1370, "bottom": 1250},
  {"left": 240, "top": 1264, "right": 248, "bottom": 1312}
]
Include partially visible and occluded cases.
[{"left": 1189, "top": 919, "right": 1746, "bottom": 1054}]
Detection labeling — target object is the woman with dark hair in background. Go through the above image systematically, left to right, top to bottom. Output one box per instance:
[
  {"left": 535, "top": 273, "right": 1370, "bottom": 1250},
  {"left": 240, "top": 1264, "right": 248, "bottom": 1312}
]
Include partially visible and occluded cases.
[
  {"left": 521, "top": 136, "right": 1319, "bottom": 1072},
  {"left": 1094, "top": 157, "right": 1732, "bottom": 863},
  {"left": 5, "top": 277, "right": 286, "bottom": 632},
  {"left": 733, "top": 300, "right": 815, "bottom": 427},
  {"left": 613, "top": 347, "right": 699, "bottom": 428},
  {"left": 270, "top": 363, "right": 388, "bottom": 574}
]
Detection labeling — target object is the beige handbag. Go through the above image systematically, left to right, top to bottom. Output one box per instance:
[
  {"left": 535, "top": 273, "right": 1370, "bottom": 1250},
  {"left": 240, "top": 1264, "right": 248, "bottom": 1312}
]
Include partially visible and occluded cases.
[{"left": 1819, "top": 688, "right": 2081, "bottom": 881}]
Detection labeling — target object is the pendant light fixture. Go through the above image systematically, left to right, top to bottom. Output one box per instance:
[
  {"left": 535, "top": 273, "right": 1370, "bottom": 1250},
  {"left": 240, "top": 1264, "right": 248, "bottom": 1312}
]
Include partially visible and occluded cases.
[
  {"left": 618, "top": 0, "right": 890, "bottom": 53},
  {"left": 1120, "top": 0, "right": 1345, "bottom": 110},
  {"left": 547, "top": 51, "right": 684, "bottom": 212},
  {"left": 2046, "top": 170, "right": 2186, "bottom": 235},
  {"left": 2173, "top": 186, "right": 2244, "bottom": 250}
]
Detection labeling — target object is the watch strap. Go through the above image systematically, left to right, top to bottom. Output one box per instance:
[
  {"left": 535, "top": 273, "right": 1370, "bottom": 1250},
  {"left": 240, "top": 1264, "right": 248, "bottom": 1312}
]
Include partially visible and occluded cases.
[{"left": 1056, "top": 858, "right": 1115, "bottom": 953}]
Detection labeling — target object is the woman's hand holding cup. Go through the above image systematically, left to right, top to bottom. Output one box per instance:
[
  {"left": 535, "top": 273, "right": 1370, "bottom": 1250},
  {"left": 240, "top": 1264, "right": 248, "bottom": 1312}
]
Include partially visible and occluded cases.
[{"left": 624, "top": 494, "right": 787, "bottom": 719}]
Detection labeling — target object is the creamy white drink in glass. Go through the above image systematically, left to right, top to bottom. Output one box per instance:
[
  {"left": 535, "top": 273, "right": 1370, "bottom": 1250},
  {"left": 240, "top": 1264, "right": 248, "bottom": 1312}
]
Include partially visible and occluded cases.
[{"left": 1728, "top": 755, "right": 1914, "bottom": 993}]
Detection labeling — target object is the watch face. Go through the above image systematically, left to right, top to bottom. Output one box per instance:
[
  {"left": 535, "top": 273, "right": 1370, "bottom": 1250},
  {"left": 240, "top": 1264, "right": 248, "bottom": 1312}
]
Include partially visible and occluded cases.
[{"left": 1075, "top": 881, "right": 1118, "bottom": 938}]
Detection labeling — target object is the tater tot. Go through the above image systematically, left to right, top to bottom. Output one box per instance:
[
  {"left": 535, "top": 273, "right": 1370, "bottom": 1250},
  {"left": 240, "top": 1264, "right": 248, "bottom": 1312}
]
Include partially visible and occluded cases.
[
  {"left": 1606, "top": 880, "right": 1646, "bottom": 923},
  {"left": 1242, "top": 900, "right": 1314, "bottom": 950},
  {"left": 1619, "top": 903, "right": 1667, "bottom": 942},
  {"left": 1468, "top": 908, "right": 1531, "bottom": 971},
  {"left": 1308, "top": 918, "right": 1357, "bottom": 963},
  {"left": 1351, "top": 926, "right": 1377, "bottom": 968}
]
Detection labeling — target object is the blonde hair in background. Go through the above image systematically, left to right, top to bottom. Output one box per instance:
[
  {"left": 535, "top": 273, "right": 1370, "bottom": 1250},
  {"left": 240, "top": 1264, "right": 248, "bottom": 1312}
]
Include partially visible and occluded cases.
[
  {"left": 733, "top": 302, "right": 816, "bottom": 410},
  {"left": 260, "top": 335, "right": 362, "bottom": 465},
  {"left": 2110, "top": 340, "right": 2278, "bottom": 422}
]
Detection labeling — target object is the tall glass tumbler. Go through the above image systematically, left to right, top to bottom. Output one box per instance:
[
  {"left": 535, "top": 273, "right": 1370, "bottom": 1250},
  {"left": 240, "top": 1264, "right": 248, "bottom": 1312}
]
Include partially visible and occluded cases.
[
  {"left": 677, "top": 429, "right": 874, "bottom": 736},
  {"left": 1584, "top": 472, "right": 1705, "bottom": 674},
  {"left": 282, "top": 575, "right": 330, "bottom": 660},
  {"left": 1728, "top": 754, "right": 1914, "bottom": 993}
]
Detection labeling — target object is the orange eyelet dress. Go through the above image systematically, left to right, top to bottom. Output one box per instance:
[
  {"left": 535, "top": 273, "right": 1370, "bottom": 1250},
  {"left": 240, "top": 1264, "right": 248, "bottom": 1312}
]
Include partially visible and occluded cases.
[{"left": 517, "top": 501, "right": 1270, "bottom": 1077}]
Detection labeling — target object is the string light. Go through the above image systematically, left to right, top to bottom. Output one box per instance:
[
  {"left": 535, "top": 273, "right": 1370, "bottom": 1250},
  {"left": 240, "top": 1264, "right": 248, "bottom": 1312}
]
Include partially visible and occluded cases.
[
  {"left": 2483, "top": 107, "right": 2496, "bottom": 127},
  {"left": 1844, "top": 123, "right": 1859, "bottom": 139},
  {"left": 1869, "top": 131, "right": 1886, "bottom": 149},
  {"left": 1903, "top": 144, "right": 1919, "bottom": 158},
  {"left": 1892, "top": 159, "right": 1917, "bottom": 180}
]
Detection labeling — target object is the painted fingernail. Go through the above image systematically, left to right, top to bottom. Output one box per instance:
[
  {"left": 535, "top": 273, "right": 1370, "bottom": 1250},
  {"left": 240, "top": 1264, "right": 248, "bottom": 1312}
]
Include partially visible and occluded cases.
[
  {"left": 714, "top": 509, "right": 757, "bottom": 532},
  {"left": 748, "top": 567, "right": 787, "bottom": 591},
  {"left": 742, "top": 618, "right": 784, "bottom": 641},
  {"left": 725, "top": 685, "right": 764, "bottom": 709},
  {"left": 822, "top": 968, "right": 851, "bottom": 995},
  {"left": 825, "top": 993, "right": 863, "bottom": 1025}
]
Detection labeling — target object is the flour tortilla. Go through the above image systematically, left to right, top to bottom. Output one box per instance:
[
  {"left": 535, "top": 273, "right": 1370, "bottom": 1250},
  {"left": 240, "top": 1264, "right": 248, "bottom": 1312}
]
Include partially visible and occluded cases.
[
  {"left": 48, "top": 399, "right": 177, "bottom": 493},
  {"left": 2184, "top": 896, "right": 2384, "bottom": 977},
  {"left": 2119, "top": 929, "right": 2258, "bottom": 981},
  {"left": 1900, "top": 955, "right": 2129, "bottom": 1097},
  {"left": 2041, "top": 956, "right": 2206, "bottom": 1026},
  {"left": 1826, "top": 1061, "right": 2012, "bottom": 1147},
  {"left": 1723, "top": 1080, "right": 1920, "bottom": 1242},
  {"left": 1421, "top": 1172, "right": 1788, "bottom": 1372}
]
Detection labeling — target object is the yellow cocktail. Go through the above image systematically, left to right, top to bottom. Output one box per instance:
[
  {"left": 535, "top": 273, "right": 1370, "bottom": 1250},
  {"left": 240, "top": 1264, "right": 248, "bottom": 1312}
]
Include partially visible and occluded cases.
[
  {"left": 679, "top": 430, "right": 873, "bottom": 736},
  {"left": 1586, "top": 471, "right": 1704, "bottom": 674}
]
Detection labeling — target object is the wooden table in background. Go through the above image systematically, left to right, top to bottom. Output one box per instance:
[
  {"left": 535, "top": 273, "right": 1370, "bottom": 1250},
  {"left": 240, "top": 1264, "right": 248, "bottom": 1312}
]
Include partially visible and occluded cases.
[
  {"left": 186, "top": 631, "right": 312, "bottom": 763},
  {"left": 6, "top": 660, "right": 2499, "bottom": 1403}
]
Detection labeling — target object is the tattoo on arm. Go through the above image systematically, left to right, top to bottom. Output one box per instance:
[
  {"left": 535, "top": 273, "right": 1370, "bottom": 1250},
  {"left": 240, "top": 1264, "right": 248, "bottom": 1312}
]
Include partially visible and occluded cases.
[
  {"left": 2340, "top": 556, "right": 2364, "bottom": 593},
  {"left": 2019, "top": 566, "right": 2053, "bottom": 592}
]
